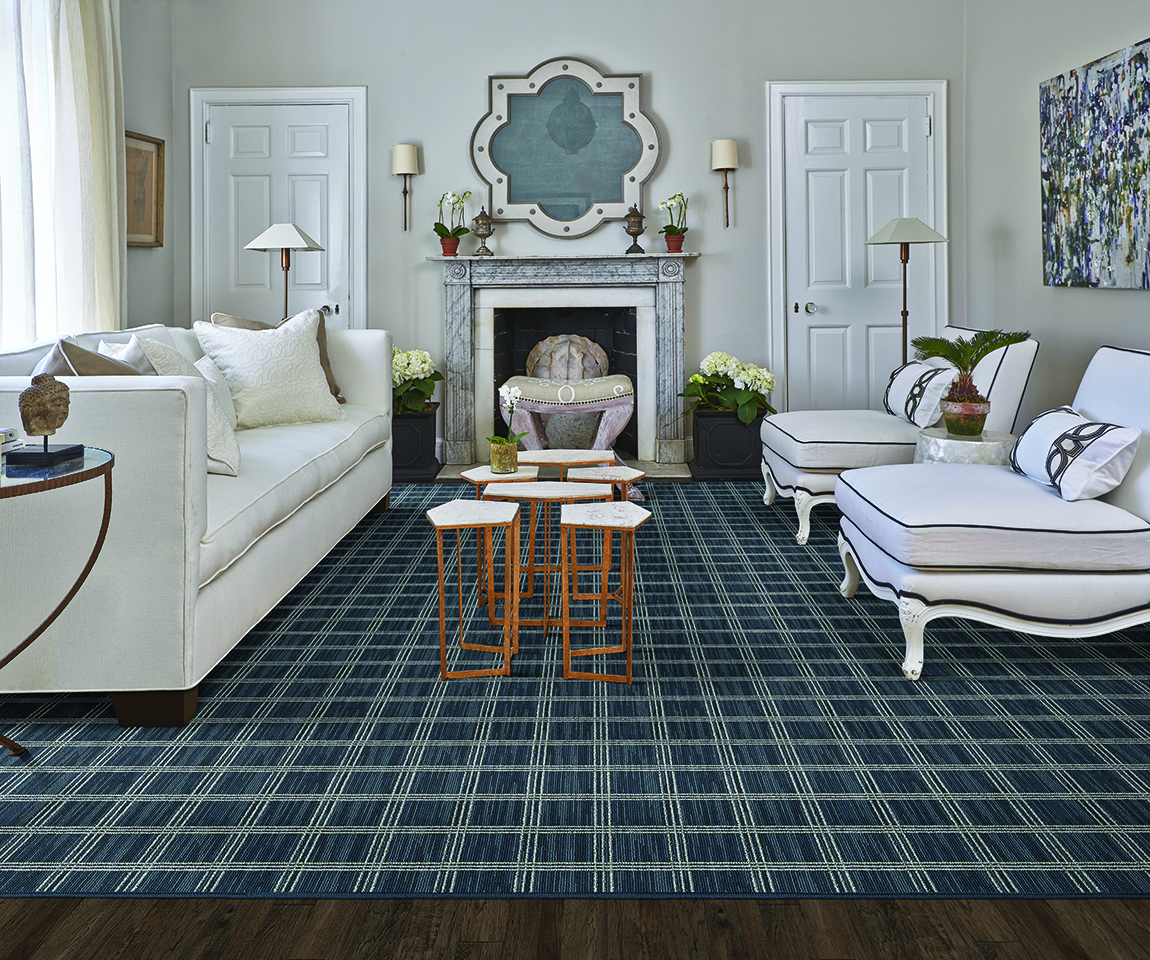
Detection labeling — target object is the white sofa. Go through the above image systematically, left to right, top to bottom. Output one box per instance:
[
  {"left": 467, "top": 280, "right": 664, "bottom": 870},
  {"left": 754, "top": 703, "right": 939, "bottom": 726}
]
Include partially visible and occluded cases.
[
  {"left": 0, "top": 323, "right": 392, "bottom": 725},
  {"left": 761, "top": 326, "right": 1039, "bottom": 544},
  {"left": 837, "top": 344, "right": 1150, "bottom": 680}
]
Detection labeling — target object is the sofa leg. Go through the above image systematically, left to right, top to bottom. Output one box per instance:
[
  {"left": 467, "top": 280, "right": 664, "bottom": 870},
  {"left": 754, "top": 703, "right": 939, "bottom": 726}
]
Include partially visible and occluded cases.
[
  {"left": 370, "top": 492, "right": 390, "bottom": 513},
  {"left": 898, "top": 598, "right": 928, "bottom": 681},
  {"left": 111, "top": 686, "right": 198, "bottom": 727}
]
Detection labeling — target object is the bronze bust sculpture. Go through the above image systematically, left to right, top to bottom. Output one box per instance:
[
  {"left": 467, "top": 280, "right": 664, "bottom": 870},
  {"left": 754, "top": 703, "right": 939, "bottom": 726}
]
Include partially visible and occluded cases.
[{"left": 19, "top": 374, "right": 71, "bottom": 436}]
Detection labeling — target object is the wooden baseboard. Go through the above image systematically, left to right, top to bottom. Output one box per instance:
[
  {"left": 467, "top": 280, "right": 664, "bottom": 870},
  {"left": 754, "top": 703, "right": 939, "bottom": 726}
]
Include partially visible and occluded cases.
[{"left": 111, "top": 686, "right": 198, "bottom": 727}]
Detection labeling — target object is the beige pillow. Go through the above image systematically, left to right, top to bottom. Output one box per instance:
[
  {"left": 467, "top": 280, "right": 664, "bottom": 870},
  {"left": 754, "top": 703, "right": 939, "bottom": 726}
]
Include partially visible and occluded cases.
[
  {"left": 211, "top": 309, "right": 345, "bottom": 403},
  {"left": 193, "top": 311, "right": 345, "bottom": 429},
  {"left": 133, "top": 337, "right": 241, "bottom": 477},
  {"left": 33, "top": 338, "right": 141, "bottom": 377}
]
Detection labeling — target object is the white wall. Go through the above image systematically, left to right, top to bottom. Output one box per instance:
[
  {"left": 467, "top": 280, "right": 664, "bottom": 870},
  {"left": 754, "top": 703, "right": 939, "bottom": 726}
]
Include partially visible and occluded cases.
[
  {"left": 118, "top": 0, "right": 1150, "bottom": 426},
  {"left": 964, "top": 1, "right": 1150, "bottom": 422}
]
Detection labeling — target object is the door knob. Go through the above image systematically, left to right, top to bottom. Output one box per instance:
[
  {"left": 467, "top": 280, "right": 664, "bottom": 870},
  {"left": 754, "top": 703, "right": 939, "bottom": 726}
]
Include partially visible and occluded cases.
[
  {"left": 804, "top": 302, "right": 818, "bottom": 314},
  {"left": 320, "top": 304, "right": 340, "bottom": 316}
]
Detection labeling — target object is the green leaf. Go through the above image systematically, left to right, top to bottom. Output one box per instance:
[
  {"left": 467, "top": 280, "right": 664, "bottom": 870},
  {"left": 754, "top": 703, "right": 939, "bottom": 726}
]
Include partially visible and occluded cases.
[{"left": 737, "top": 401, "right": 758, "bottom": 424}]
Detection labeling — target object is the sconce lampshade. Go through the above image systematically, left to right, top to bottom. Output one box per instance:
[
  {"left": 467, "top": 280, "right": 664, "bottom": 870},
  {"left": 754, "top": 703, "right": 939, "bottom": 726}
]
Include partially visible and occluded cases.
[
  {"left": 711, "top": 138, "right": 739, "bottom": 171},
  {"left": 392, "top": 144, "right": 419, "bottom": 176}
]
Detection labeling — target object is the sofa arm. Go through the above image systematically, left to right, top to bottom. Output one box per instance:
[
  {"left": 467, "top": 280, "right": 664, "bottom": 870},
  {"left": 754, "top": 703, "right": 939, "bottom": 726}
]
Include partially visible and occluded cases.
[
  {"left": 325, "top": 328, "right": 392, "bottom": 416},
  {"left": 0, "top": 376, "right": 208, "bottom": 692}
]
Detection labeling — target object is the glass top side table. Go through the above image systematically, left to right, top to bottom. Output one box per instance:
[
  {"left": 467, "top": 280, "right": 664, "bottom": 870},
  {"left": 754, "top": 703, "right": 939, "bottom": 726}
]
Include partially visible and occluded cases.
[
  {"left": 914, "top": 428, "right": 1015, "bottom": 466},
  {"left": 1, "top": 447, "right": 114, "bottom": 756}
]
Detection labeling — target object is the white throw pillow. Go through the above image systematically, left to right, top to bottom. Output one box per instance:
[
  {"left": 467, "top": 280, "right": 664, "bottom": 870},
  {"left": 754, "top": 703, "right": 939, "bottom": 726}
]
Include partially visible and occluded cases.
[
  {"left": 193, "top": 311, "right": 345, "bottom": 429},
  {"left": 133, "top": 336, "right": 242, "bottom": 477},
  {"left": 98, "top": 337, "right": 158, "bottom": 375},
  {"left": 194, "top": 354, "right": 238, "bottom": 432},
  {"left": 883, "top": 361, "right": 956, "bottom": 427},
  {"left": 1010, "top": 405, "right": 1141, "bottom": 501}
]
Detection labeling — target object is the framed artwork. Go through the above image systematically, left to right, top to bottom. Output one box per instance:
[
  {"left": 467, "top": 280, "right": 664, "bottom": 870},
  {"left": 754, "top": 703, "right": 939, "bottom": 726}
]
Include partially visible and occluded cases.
[
  {"left": 1040, "top": 38, "right": 1150, "bottom": 288},
  {"left": 470, "top": 57, "right": 661, "bottom": 238},
  {"left": 125, "top": 130, "right": 164, "bottom": 247}
]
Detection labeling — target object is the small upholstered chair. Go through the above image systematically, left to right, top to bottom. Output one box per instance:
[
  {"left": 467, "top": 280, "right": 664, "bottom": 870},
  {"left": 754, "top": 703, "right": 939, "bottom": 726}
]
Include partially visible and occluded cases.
[
  {"left": 760, "top": 326, "right": 1039, "bottom": 543},
  {"left": 500, "top": 334, "right": 634, "bottom": 452}
]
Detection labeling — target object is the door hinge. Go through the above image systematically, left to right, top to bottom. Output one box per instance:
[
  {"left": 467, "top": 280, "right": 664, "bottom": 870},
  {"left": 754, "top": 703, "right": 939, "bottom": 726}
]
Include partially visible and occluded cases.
[
  {"left": 926, "top": 116, "right": 932, "bottom": 137},
  {"left": 205, "top": 120, "right": 211, "bottom": 144}
]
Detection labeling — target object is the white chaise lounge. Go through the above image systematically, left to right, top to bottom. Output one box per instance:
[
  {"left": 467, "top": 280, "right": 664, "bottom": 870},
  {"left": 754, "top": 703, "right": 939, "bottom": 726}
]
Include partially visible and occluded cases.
[
  {"left": 760, "top": 326, "right": 1039, "bottom": 544},
  {"left": 836, "top": 344, "right": 1150, "bottom": 680}
]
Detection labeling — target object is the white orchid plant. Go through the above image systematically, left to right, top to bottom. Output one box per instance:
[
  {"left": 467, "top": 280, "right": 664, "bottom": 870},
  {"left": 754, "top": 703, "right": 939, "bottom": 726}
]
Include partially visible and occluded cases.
[
  {"left": 434, "top": 190, "right": 472, "bottom": 239},
  {"left": 658, "top": 192, "right": 689, "bottom": 235},
  {"left": 392, "top": 346, "right": 444, "bottom": 413},
  {"left": 679, "top": 351, "right": 776, "bottom": 424},
  {"left": 488, "top": 384, "right": 529, "bottom": 445}
]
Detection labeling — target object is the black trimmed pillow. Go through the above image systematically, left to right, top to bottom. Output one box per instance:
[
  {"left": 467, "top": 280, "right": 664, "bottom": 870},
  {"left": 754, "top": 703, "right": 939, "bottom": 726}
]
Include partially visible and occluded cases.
[
  {"left": 883, "top": 361, "right": 956, "bottom": 427},
  {"left": 1010, "top": 405, "right": 1141, "bottom": 501}
]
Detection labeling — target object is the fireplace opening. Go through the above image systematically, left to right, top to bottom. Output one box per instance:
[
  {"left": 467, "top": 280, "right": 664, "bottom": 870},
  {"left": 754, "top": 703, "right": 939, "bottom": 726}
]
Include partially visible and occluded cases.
[{"left": 493, "top": 306, "right": 638, "bottom": 459}]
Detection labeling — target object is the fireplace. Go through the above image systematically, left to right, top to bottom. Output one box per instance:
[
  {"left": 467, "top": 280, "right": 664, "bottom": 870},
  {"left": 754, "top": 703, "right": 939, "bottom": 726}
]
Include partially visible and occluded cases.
[
  {"left": 434, "top": 253, "right": 697, "bottom": 463},
  {"left": 493, "top": 307, "right": 639, "bottom": 459}
]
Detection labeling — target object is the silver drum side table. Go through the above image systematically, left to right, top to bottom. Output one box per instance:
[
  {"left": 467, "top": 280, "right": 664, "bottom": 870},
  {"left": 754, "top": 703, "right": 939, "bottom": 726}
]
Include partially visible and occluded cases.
[{"left": 914, "top": 427, "right": 1016, "bottom": 465}]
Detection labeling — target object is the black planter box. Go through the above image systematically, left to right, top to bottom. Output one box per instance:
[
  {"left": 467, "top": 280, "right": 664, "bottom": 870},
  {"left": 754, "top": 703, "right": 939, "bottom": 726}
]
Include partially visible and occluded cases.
[
  {"left": 392, "top": 403, "right": 441, "bottom": 482},
  {"left": 688, "top": 408, "right": 765, "bottom": 480}
]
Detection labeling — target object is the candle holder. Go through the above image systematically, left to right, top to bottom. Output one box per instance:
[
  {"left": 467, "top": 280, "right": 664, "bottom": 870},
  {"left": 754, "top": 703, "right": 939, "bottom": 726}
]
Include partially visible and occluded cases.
[
  {"left": 624, "top": 205, "right": 645, "bottom": 254},
  {"left": 472, "top": 207, "right": 495, "bottom": 256}
]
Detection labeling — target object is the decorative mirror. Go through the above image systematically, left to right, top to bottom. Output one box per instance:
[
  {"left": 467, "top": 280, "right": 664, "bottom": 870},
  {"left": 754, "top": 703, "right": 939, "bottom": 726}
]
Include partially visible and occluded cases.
[{"left": 470, "top": 57, "right": 661, "bottom": 238}]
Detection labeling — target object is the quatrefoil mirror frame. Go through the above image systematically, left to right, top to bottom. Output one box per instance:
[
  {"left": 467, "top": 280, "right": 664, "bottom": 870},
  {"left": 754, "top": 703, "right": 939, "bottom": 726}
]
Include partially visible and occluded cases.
[{"left": 470, "top": 57, "right": 661, "bottom": 239}]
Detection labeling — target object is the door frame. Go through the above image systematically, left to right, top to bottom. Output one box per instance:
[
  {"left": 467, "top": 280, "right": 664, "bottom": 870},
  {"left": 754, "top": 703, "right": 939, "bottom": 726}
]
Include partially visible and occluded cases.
[
  {"left": 765, "top": 80, "right": 949, "bottom": 410},
  {"left": 190, "top": 86, "right": 368, "bottom": 328}
]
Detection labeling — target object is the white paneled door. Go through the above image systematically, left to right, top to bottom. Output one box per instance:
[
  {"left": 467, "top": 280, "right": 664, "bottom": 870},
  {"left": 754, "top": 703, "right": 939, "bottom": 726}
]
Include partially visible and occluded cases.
[
  {"left": 770, "top": 84, "right": 947, "bottom": 411},
  {"left": 192, "top": 88, "right": 367, "bottom": 329},
  {"left": 207, "top": 103, "right": 348, "bottom": 326}
]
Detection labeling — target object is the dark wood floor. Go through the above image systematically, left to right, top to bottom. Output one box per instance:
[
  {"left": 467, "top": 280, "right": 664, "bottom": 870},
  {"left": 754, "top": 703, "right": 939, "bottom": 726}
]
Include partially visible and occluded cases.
[{"left": 2, "top": 896, "right": 1148, "bottom": 959}]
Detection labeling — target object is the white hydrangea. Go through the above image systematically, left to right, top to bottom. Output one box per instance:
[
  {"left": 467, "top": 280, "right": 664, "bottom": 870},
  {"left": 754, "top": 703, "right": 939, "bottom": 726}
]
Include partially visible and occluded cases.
[
  {"left": 393, "top": 346, "right": 436, "bottom": 386},
  {"left": 699, "top": 351, "right": 775, "bottom": 397},
  {"left": 700, "top": 351, "right": 737, "bottom": 377}
]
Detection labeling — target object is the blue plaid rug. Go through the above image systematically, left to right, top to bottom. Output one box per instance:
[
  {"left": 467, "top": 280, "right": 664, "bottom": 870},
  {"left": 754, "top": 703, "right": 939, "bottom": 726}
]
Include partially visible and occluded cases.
[{"left": 1, "top": 480, "right": 1149, "bottom": 898}]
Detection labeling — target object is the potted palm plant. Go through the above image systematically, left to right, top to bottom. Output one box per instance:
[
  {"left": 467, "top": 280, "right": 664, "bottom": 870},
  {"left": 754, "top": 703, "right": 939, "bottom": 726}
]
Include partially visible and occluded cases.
[{"left": 910, "top": 329, "right": 1030, "bottom": 436}]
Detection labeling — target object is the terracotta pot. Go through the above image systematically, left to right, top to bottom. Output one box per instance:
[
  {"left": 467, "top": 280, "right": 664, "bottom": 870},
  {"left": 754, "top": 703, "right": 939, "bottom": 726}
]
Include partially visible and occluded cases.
[
  {"left": 664, "top": 233, "right": 685, "bottom": 253},
  {"left": 440, "top": 237, "right": 461, "bottom": 257},
  {"left": 940, "top": 399, "right": 991, "bottom": 437},
  {"left": 489, "top": 441, "right": 519, "bottom": 474}
]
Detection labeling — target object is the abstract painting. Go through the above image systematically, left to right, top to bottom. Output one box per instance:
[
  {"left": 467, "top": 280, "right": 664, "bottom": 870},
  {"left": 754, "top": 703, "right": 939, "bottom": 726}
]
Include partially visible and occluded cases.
[{"left": 1040, "top": 38, "right": 1150, "bottom": 287}]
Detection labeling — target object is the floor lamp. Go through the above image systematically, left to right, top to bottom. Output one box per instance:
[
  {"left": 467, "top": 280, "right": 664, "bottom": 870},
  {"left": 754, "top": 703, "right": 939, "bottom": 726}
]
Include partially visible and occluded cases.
[
  {"left": 864, "top": 218, "right": 948, "bottom": 364},
  {"left": 244, "top": 223, "right": 324, "bottom": 320}
]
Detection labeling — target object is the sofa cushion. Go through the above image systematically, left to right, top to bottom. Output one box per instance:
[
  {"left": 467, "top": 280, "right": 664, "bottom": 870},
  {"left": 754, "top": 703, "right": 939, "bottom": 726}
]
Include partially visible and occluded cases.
[
  {"left": 211, "top": 309, "right": 345, "bottom": 403},
  {"left": 194, "top": 311, "right": 345, "bottom": 429},
  {"left": 130, "top": 336, "right": 241, "bottom": 477},
  {"left": 97, "top": 337, "right": 158, "bottom": 374},
  {"left": 883, "top": 361, "right": 955, "bottom": 427},
  {"left": 198, "top": 405, "right": 388, "bottom": 587},
  {"left": 1010, "top": 405, "right": 1141, "bottom": 501},
  {"left": 761, "top": 409, "right": 921, "bottom": 470},
  {"left": 835, "top": 463, "right": 1150, "bottom": 572}
]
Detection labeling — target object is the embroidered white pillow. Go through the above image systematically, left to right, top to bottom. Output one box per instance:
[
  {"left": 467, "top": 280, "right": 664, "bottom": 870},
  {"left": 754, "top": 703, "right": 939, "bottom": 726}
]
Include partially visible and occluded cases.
[
  {"left": 193, "top": 311, "right": 345, "bottom": 429},
  {"left": 132, "top": 336, "right": 242, "bottom": 477},
  {"left": 193, "top": 354, "right": 238, "bottom": 432},
  {"left": 883, "top": 361, "right": 956, "bottom": 427},
  {"left": 1010, "top": 405, "right": 1141, "bottom": 501}
]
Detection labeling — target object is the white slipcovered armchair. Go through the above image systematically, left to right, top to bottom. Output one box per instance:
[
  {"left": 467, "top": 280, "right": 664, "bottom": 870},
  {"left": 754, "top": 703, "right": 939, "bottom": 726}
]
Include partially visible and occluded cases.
[
  {"left": 760, "top": 326, "right": 1039, "bottom": 543},
  {"left": 837, "top": 344, "right": 1150, "bottom": 680}
]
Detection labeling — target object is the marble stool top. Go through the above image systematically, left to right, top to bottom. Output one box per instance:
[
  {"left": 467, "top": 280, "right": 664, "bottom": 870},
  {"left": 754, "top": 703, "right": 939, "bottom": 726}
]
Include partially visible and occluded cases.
[
  {"left": 516, "top": 449, "right": 617, "bottom": 467},
  {"left": 460, "top": 465, "right": 540, "bottom": 485},
  {"left": 566, "top": 465, "right": 646, "bottom": 484},
  {"left": 481, "top": 481, "right": 614, "bottom": 502},
  {"left": 426, "top": 498, "right": 520, "bottom": 529},
  {"left": 560, "top": 500, "right": 653, "bottom": 531}
]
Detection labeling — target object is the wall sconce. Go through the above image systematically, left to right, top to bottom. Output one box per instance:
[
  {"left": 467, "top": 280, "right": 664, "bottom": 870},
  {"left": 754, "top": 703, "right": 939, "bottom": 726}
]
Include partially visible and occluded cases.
[
  {"left": 711, "top": 139, "right": 739, "bottom": 228},
  {"left": 392, "top": 144, "right": 419, "bottom": 231}
]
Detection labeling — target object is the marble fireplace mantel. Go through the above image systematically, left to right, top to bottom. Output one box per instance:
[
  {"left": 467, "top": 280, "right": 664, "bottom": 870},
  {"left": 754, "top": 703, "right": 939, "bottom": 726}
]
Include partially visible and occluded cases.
[{"left": 432, "top": 253, "right": 699, "bottom": 465}]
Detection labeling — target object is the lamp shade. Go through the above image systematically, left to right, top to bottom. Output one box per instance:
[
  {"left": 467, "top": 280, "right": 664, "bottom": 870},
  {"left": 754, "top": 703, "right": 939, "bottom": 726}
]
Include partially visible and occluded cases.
[
  {"left": 711, "top": 138, "right": 739, "bottom": 171},
  {"left": 392, "top": 143, "right": 419, "bottom": 176},
  {"left": 865, "top": 217, "right": 947, "bottom": 245},
  {"left": 244, "top": 223, "right": 324, "bottom": 252}
]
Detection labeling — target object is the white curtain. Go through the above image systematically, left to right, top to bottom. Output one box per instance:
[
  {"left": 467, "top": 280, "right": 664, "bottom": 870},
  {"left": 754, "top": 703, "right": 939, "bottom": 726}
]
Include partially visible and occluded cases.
[{"left": 0, "top": 0, "right": 124, "bottom": 349}]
